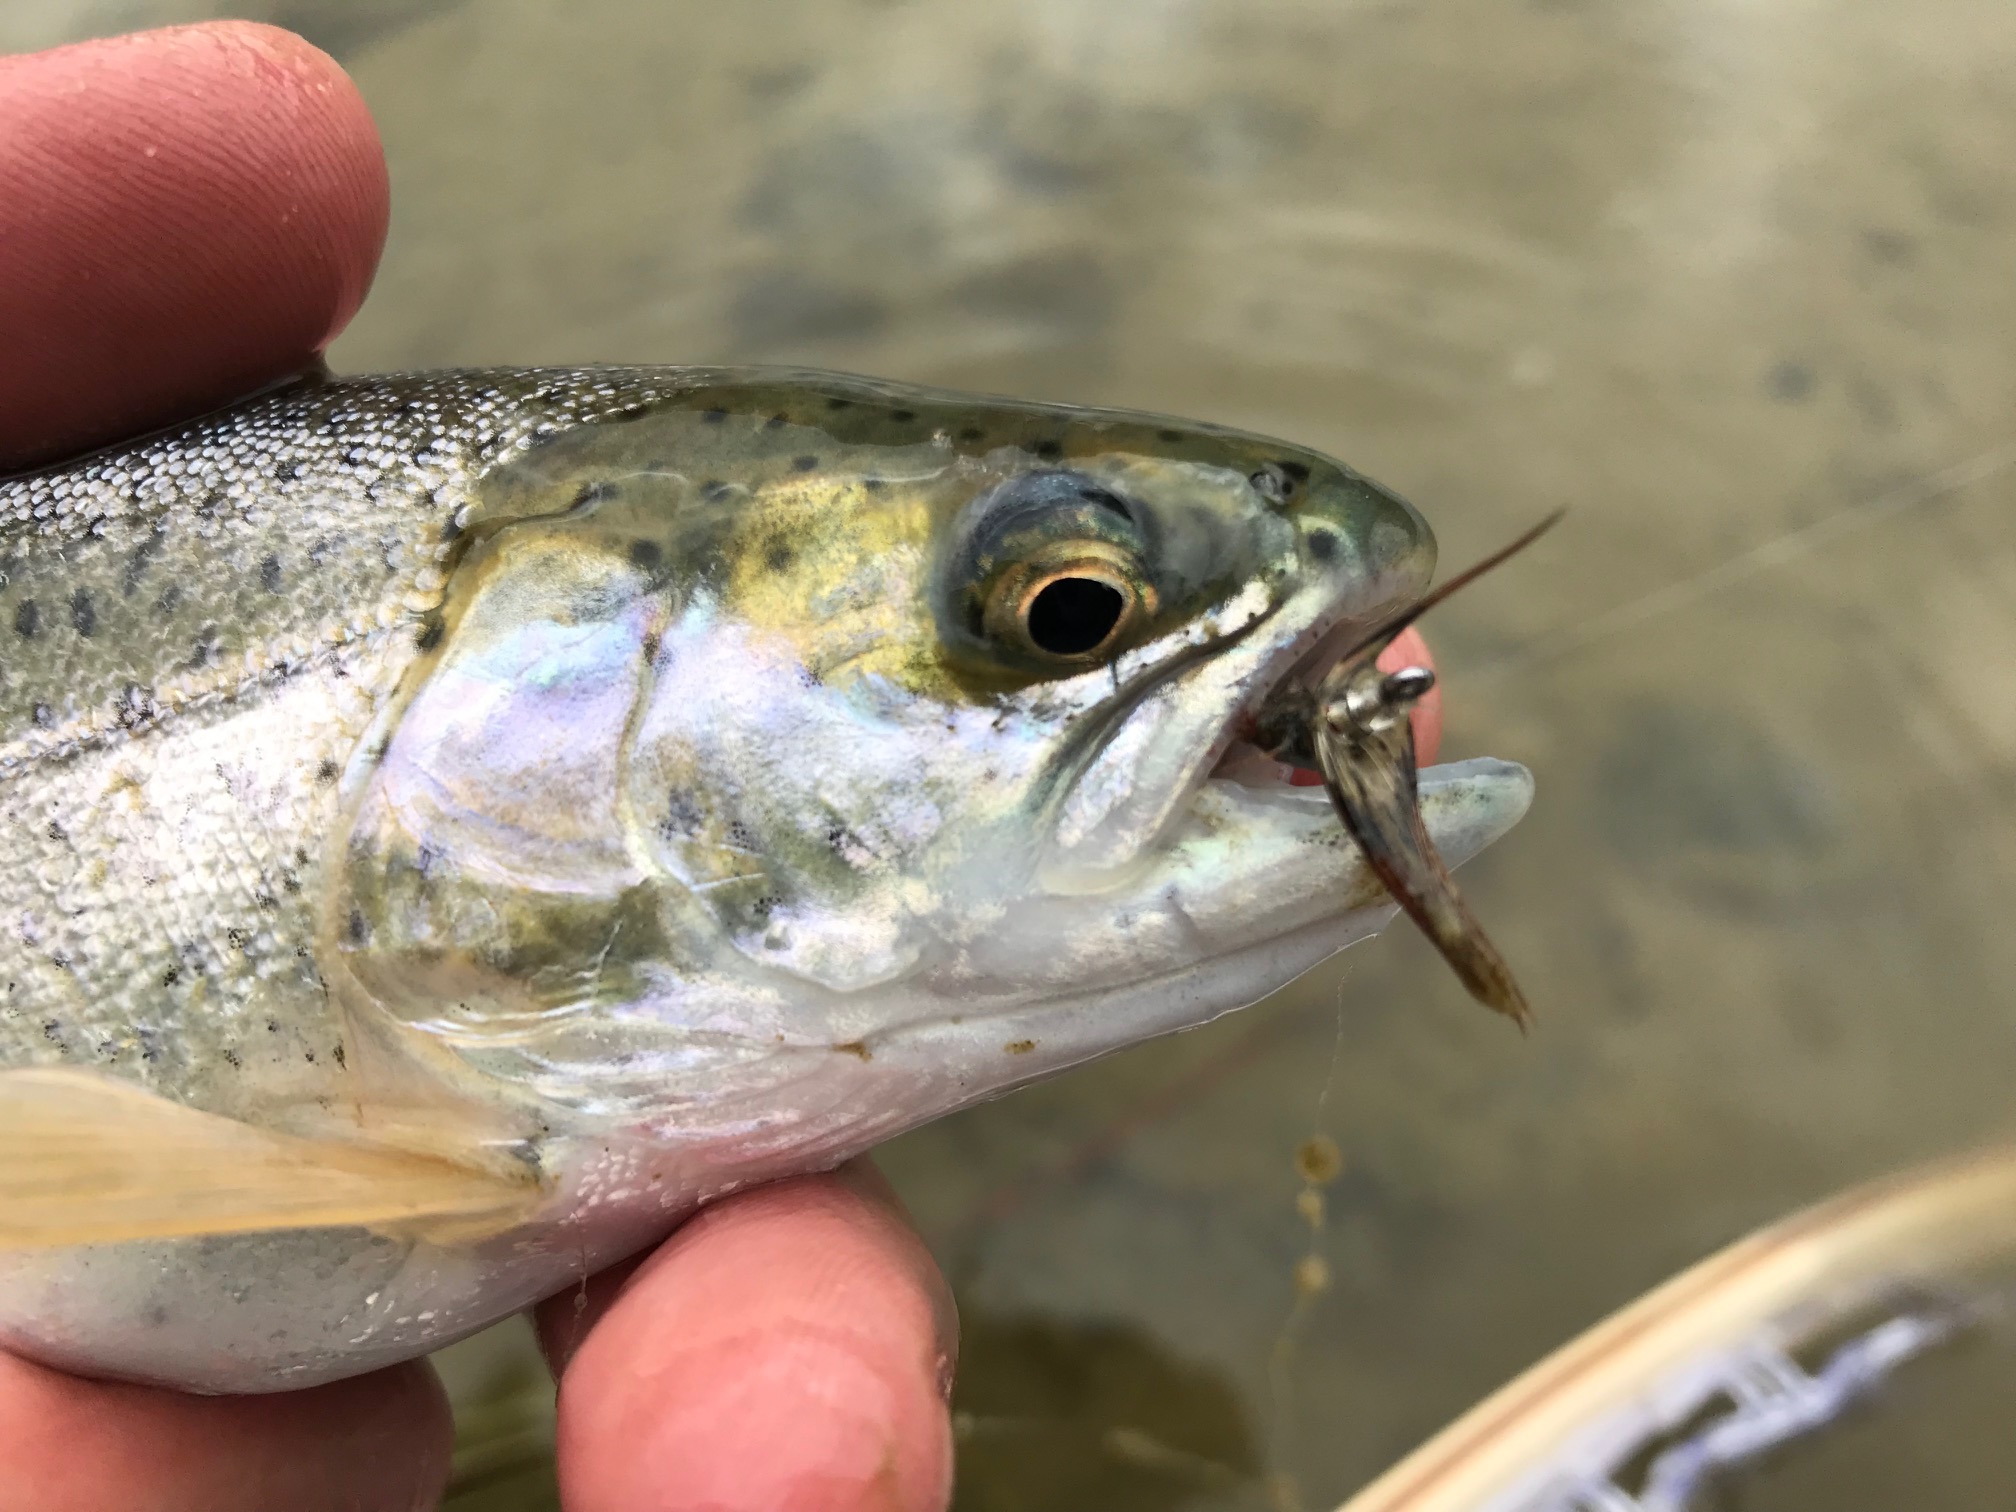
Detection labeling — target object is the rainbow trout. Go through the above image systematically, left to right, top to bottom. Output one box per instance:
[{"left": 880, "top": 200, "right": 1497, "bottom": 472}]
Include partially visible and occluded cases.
[{"left": 0, "top": 368, "right": 1533, "bottom": 1392}]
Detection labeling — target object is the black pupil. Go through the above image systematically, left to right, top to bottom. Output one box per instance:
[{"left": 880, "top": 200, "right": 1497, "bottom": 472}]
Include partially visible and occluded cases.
[{"left": 1026, "top": 576, "right": 1125, "bottom": 656}]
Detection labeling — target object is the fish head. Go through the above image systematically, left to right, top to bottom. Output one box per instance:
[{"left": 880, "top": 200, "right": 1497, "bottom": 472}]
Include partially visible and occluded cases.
[{"left": 330, "top": 371, "right": 1532, "bottom": 1150}]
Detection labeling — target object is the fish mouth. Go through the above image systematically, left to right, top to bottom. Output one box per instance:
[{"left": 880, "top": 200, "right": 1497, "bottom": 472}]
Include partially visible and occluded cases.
[
  {"left": 1045, "top": 507, "right": 1552, "bottom": 998},
  {"left": 1200, "top": 507, "right": 1562, "bottom": 806},
  {"left": 1193, "top": 514, "right": 1561, "bottom": 1025},
  {"left": 1043, "top": 566, "right": 1425, "bottom": 876},
  {"left": 1180, "top": 597, "right": 1538, "bottom": 1025},
  {"left": 1206, "top": 604, "right": 1395, "bottom": 792}
]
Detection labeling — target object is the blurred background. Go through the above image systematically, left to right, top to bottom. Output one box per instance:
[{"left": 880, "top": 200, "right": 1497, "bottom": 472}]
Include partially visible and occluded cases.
[{"left": 10, "top": 2, "right": 2016, "bottom": 1507}]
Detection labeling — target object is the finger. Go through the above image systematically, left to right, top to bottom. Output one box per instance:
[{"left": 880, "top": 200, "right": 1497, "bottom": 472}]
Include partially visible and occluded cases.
[
  {"left": 0, "top": 22, "right": 388, "bottom": 470},
  {"left": 1377, "top": 625, "right": 1443, "bottom": 763},
  {"left": 537, "top": 1162, "right": 957, "bottom": 1512},
  {"left": 0, "top": 1348, "right": 451, "bottom": 1512}
]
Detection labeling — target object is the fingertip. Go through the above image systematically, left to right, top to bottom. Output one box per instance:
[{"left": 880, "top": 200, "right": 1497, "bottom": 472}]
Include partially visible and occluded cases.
[
  {"left": 0, "top": 21, "right": 390, "bottom": 467},
  {"left": 543, "top": 1165, "right": 956, "bottom": 1512},
  {"left": 0, "top": 1349, "right": 452, "bottom": 1512}
]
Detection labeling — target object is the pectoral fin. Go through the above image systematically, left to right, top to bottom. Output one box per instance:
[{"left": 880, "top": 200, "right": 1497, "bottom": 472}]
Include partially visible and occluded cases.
[{"left": 0, "top": 1069, "right": 541, "bottom": 1249}]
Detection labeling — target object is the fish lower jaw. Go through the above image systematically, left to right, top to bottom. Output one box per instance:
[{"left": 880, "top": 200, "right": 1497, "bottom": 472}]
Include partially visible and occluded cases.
[
  {"left": 1040, "top": 753, "right": 1521, "bottom": 900},
  {"left": 1199, "top": 753, "right": 1534, "bottom": 830},
  {"left": 1037, "top": 755, "right": 1530, "bottom": 992}
]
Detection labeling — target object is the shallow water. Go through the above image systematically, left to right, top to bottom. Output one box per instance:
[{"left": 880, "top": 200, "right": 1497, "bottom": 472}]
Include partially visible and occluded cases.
[{"left": 11, "top": 1, "right": 2016, "bottom": 1506}]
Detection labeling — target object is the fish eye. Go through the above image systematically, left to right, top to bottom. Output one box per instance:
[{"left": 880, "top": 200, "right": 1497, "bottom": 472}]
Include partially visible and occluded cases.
[
  {"left": 946, "top": 468, "right": 1158, "bottom": 670},
  {"left": 979, "top": 542, "right": 1152, "bottom": 665},
  {"left": 1018, "top": 565, "right": 1134, "bottom": 659}
]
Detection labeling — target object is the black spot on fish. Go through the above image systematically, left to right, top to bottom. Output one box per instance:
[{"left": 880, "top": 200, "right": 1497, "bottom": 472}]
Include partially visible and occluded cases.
[
  {"left": 701, "top": 407, "right": 728, "bottom": 424},
  {"left": 891, "top": 408, "right": 916, "bottom": 422},
  {"left": 765, "top": 412, "right": 789, "bottom": 430},
  {"left": 957, "top": 426, "right": 984, "bottom": 442},
  {"left": 1033, "top": 439, "right": 1063, "bottom": 460},
  {"left": 792, "top": 455, "right": 820, "bottom": 472},
  {"left": 1277, "top": 459, "right": 1311, "bottom": 484},
  {"left": 863, "top": 478, "right": 887, "bottom": 493},
  {"left": 572, "top": 480, "right": 616, "bottom": 510},
  {"left": 123, "top": 524, "right": 167, "bottom": 596},
  {"left": 1307, "top": 529, "right": 1339, "bottom": 563},
  {"left": 629, "top": 539, "right": 663, "bottom": 570},
  {"left": 767, "top": 542, "right": 795, "bottom": 571},
  {"left": 260, "top": 554, "right": 284, "bottom": 593},
  {"left": 156, "top": 584, "right": 182, "bottom": 615},
  {"left": 70, "top": 590, "right": 96, "bottom": 637},
  {"left": 12, "top": 600, "right": 37, "bottom": 638},
  {"left": 415, "top": 619, "right": 445, "bottom": 651},
  {"left": 640, "top": 632, "right": 662, "bottom": 664},
  {"left": 114, "top": 685, "right": 153, "bottom": 729},
  {"left": 32, "top": 704, "right": 54, "bottom": 729},
  {"left": 660, "top": 790, "right": 703, "bottom": 840},
  {"left": 727, "top": 820, "right": 756, "bottom": 851},
  {"left": 46, "top": 821, "right": 65, "bottom": 842},
  {"left": 281, "top": 870, "right": 302, "bottom": 894},
  {"left": 347, "top": 910, "right": 369, "bottom": 944},
  {"left": 226, "top": 927, "right": 249, "bottom": 952},
  {"left": 161, "top": 965, "right": 180, "bottom": 987},
  {"left": 266, "top": 1020, "right": 279, "bottom": 1033},
  {"left": 43, "top": 1021, "right": 64, "bottom": 1047},
  {"left": 332, "top": 1042, "right": 346, "bottom": 1069},
  {"left": 222, "top": 1049, "right": 241, "bottom": 1068},
  {"left": 304, "top": 1049, "right": 316, "bottom": 1064}
]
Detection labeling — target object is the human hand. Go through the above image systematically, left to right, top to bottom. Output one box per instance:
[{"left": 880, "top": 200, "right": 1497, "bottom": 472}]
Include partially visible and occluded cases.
[{"left": 0, "top": 23, "right": 956, "bottom": 1512}]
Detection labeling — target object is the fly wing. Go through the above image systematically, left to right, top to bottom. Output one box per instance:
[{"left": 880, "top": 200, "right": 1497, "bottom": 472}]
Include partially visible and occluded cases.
[
  {"left": 1316, "top": 706, "right": 1532, "bottom": 1029},
  {"left": 0, "top": 1069, "right": 540, "bottom": 1249}
]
